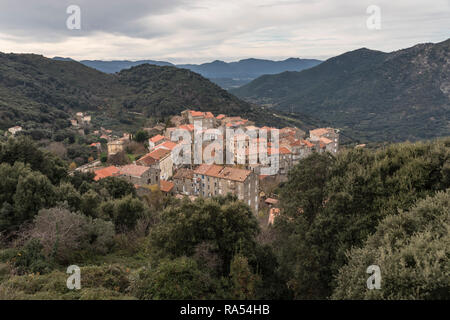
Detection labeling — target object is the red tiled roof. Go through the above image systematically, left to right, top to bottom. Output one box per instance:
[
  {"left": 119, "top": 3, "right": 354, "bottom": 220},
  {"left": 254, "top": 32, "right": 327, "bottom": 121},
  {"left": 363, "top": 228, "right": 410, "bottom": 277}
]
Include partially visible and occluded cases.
[
  {"left": 189, "top": 110, "right": 205, "bottom": 117},
  {"left": 204, "top": 112, "right": 214, "bottom": 119},
  {"left": 216, "top": 114, "right": 226, "bottom": 120},
  {"left": 179, "top": 124, "right": 195, "bottom": 132},
  {"left": 310, "top": 128, "right": 333, "bottom": 137},
  {"left": 149, "top": 134, "right": 165, "bottom": 143},
  {"left": 319, "top": 137, "right": 333, "bottom": 145},
  {"left": 156, "top": 141, "right": 178, "bottom": 151},
  {"left": 279, "top": 147, "right": 292, "bottom": 154},
  {"left": 137, "top": 148, "right": 171, "bottom": 165},
  {"left": 149, "top": 148, "right": 171, "bottom": 160},
  {"left": 137, "top": 154, "right": 157, "bottom": 166},
  {"left": 194, "top": 163, "right": 223, "bottom": 176},
  {"left": 118, "top": 164, "right": 150, "bottom": 177},
  {"left": 194, "top": 164, "right": 252, "bottom": 182},
  {"left": 94, "top": 166, "right": 120, "bottom": 181},
  {"left": 219, "top": 167, "right": 251, "bottom": 182},
  {"left": 173, "top": 168, "right": 194, "bottom": 179},
  {"left": 160, "top": 180, "right": 174, "bottom": 192},
  {"left": 265, "top": 198, "right": 279, "bottom": 205}
]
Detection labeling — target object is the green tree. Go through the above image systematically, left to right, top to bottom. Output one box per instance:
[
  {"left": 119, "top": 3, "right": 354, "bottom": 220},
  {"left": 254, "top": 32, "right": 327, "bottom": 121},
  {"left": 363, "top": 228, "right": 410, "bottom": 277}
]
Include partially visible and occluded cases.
[
  {"left": 133, "top": 130, "right": 149, "bottom": 143},
  {"left": 0, "top": 136, "right": 67, "bottom": 184},
  {"left": 66, "top": 171, "right": 95, "bottom": 190},
  {"left": 13, "top": 172, "right": 57, "bottom": 226},
  {"left": 97, "top": 177, "right": 136, "bottom": 199},
  {"left": 56, "top": 182, "right": 81, "bottom": 212},
  {"left": 80, "top": 189, "right": 101, "bottom": 218},
  {"left": 332, "top": 189, "right": 450, "bottom": 300},
  {"left": 110, "top": 195, "right": 146, "bottom": 231},
  {"left": 150, "top": 196, "right": 259, "bottom": 274},
  {"left": 12, "top": 239, "right": 54, "bottom": 275},
  {"left": 228, "top": 254, "right": 261, "bottom": 300},
  {"left": 133, "top": 257, "right": 215, "bottom": 300}
]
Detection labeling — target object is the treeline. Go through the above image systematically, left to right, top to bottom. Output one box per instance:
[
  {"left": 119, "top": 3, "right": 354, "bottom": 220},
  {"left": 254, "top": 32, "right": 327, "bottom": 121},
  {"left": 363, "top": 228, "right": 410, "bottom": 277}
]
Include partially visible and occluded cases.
[{"left": 0, "top": 137, "right": 449, "bottom": 299}]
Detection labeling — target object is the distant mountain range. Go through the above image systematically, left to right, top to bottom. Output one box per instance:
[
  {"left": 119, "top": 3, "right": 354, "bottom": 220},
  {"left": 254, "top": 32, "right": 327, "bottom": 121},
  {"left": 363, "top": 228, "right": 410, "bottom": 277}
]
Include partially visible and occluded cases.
[
  {"left": 231, "top": 39, "right": 450, "bottom": 142},
  {"left": 0, "top": 53, "right": 307, "bottom": 135},
  {"left": 53, "top": 57, "right": 322, "bottom": 89}
]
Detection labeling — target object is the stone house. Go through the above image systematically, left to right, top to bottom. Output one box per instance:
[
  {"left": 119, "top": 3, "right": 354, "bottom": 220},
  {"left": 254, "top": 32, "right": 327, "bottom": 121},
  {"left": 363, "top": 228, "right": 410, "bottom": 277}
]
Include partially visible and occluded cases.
[
  {"left": 137, "top": 148, "right": 173, "bottom": 180},
  {"left": 117, "top": 164, "right": 160, "bottom": 186},
  {"left": 193, "top": 164, "right": 259, "bottom": 213},
  {"left": 172, "top": 168, "right": 195, "bottom": 195}
]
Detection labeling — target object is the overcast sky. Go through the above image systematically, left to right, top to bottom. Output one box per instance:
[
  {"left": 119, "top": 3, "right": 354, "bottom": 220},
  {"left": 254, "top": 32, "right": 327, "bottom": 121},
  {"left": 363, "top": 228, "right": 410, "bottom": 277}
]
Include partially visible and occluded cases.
[{"left": 0, "top": 0, "right": 448, "bottom": 63}]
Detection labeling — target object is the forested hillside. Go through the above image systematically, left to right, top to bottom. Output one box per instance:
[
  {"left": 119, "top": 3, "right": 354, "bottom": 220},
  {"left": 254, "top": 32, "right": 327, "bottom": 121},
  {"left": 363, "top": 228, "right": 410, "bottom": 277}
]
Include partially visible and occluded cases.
[
  {"left": 232, "top": 39, "right": 450, "bottom": 142},
  {"left": 0, "top": 53, "right": 296, "bottom": 136},
  {"left": 0, "top": 136, "right": 448, "bottom": 299}
]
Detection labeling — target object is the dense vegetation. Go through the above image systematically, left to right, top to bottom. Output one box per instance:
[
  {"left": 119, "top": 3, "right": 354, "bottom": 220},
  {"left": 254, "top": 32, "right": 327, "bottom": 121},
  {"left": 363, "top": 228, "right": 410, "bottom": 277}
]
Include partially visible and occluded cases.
[
  {"left": 232, "top": 39, "right": 450, "bottom": 143},
  {"left": 0, "top": 136, "right": 448, "bottom": 299},
  {"left": 274, "top": 138, "right": 450, "bottom": 299}
]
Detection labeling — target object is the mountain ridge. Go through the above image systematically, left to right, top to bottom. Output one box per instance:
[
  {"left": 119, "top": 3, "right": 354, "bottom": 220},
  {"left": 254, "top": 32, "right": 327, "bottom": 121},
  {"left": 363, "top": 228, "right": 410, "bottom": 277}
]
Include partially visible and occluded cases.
[
  {"left": 231, "top": 39, "right": 450, "bottom": 142},
  {"left": 0, "top": 53, "right": 313, "bottom": 136},
  {"left": 53, "top": 57, "right": 322, "bottom": 89}
]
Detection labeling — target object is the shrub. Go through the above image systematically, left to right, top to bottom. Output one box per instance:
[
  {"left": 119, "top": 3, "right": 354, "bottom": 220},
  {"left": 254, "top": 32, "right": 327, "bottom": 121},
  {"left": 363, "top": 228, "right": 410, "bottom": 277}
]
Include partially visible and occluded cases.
[
  {"left": 22, "top": 207, "right": 114, "bottom": 264},
  {"left": 11, "top": 239, "right": 54, "bottom": 275},
  {"left": 132, "top": 257, "right": 215, "bottom": 300}
]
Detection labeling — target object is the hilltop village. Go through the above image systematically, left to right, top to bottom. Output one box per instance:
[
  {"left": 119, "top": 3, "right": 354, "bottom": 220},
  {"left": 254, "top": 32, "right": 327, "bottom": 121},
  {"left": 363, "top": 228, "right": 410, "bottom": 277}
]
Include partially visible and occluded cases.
[{"left": 74, "top": 110, "right": 339, "bottom": 219}]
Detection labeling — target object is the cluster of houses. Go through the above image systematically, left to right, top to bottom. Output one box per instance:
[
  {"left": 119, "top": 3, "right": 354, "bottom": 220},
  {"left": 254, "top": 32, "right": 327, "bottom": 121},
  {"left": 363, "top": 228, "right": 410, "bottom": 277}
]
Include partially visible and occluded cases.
[{"left": 89, "top": 110, "right": 339, "bottom": 216}]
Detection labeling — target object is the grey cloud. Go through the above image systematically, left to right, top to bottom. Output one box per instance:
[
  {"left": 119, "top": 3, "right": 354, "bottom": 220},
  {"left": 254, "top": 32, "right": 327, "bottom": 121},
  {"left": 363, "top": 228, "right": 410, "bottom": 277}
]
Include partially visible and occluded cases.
[
  {"left": 0, "top": 0, "right": 188, "bottom": 41},
  {"left": 0, "top": 0, "right": 448, "bottom": 62}
]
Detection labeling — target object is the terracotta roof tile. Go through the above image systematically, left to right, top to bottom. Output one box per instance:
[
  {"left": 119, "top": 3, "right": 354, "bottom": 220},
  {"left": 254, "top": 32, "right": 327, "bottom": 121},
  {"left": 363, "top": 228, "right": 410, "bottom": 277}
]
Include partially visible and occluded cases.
[
  {"left": 189, "top": 110, "right": 205, "bottom": 117},
  {"left": 179, "top": 124, "right": 195, "bottom": 132},
  {"left": 310, "top": 128, "right": 334, "bottom": 137},
  {"left": 149, "top": 134, "right": 165, "bottom": 143},
  {"left": 319, "top": 137, "right": 333, "bottom": 144},
  {"left": 156, "top": 141, "right": 178, "bottom": 151},
  {"left": 137, "top": 148, "right": 171, "bottom": 165},
  {"left": 118, "top": 164, "right": 150, "bottom": 177},
  {"left": 194, "top": 164, "right": 252, "bottom": 182},
  {"left": 94, "top": 166, "right": 120, "bottom": 181},
  {"left": 173, "top": 168, "right": 194, "bottom": 179},
  {"left": 160, "top": 180, "right": 174, "bottom": 192},
  {"left": 265, "top": 198, "right": 279, "bottom": 205}
]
